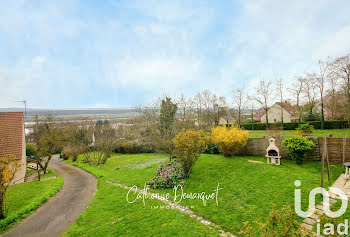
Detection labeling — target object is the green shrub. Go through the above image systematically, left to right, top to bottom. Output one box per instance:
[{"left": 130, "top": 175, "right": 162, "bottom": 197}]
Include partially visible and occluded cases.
[
  {"left": 302, "top": 111, "right": 321, "bottom": 122},
  {"left": 307, "top": 121, "right": 321, "bottom": 129},
  {"left": 296, "top": 123, "right": 314, "bottom": 135},
  {"left": 282, "top": 136, "right": 315, "bottom": 165},
  {"left": 114, "top": 141, "right": 155, "bottom": 154},
  {"left": 132, "top": 142, "right": 155, "bottom": 153},
  {"left": 26, "top": 143, "right": 37, "bottom": 157},
  {"left": 204, "top": 143, "right": 220, "bottom": 154},
  {"left": 52, "top": 146, "right": 63, "bottom": 154},
  {"left": 61, "top": 147, "right": 72, "bottom": 160},
  {"left": 147, "top": 160, "right": 185, "bottom": 189},
  {"left": 239, "top": 205, "right": 312, "bottom": 236}
]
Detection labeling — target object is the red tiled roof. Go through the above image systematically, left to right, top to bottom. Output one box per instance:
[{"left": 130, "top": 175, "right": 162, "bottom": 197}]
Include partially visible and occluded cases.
[{"left": 0, "top": 112, "right": 24, "bottom": 159}]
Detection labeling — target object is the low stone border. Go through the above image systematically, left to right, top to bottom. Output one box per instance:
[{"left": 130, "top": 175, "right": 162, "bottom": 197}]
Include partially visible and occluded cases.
[
  {"left": 300, "top": 174, "right": 350, "bottom": 236},
  {"left": 40, "top": 176, "right": 57, "bottom": 181},
  {"left": 106, "top": 180, "right": 235, "bottom": 237}
]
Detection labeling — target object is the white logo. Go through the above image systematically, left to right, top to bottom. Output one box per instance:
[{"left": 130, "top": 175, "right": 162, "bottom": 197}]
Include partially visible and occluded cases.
[{"left": 294, "top": 180, "right": 348, "bottom": 218}]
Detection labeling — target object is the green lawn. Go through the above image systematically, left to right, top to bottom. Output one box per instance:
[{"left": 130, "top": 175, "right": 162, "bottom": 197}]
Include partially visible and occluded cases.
[
  {"left": 248, "top": 129, "right": 350, "bottom": 138},
  {"left": 65, "top": 153, "right": 343, "bottom": 236},
  {"left": 0, "top": 169, "right": 63, "bottom": 233}
]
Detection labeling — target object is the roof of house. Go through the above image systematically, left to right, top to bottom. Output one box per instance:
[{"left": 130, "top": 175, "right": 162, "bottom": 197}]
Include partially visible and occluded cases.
[
  {"left": 275, "top": 102, "right": 299, "bottom": 115},
  {"left": 254, "top": 108, "right": 266, "bottom": 121},
  {"left": 0, "top": 112, "right": 24, "bottom": 159},
  {"left": 218, "top": 115, "right": 236, "bottom": 124}
]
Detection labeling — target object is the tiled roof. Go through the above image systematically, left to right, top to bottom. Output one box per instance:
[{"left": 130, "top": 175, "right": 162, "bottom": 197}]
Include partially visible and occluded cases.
[
  {"left": 275, "top": 102, "right": 299, "bottom": 115},
  {"left": 0, "top": 112, "right": 24, "bottom": 159}
]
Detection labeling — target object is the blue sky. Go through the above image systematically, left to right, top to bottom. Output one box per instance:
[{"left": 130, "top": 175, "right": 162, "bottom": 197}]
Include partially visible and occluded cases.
[{"left": 1, "top": 0, "right": 350, "bottom": 108}]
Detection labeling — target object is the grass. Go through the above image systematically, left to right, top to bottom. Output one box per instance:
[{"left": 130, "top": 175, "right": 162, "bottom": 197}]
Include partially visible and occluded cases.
[
  {"left": 248, "top": 129, "right": 350, "bottom": 138},
  {"left": 65, "top": 153, "right": 343, "bottom": 236},
  {"left": 0, "top": 169, "right": 63, "bottom": 233}
]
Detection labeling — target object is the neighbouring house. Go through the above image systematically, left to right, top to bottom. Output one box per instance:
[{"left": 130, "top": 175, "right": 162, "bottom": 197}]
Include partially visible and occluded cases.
[
  {"left": 260, "top": 102, "right": 299, "bottom": 123},
  {"left": 254, "top": 108, "right": 266, "bottom": 122},
  {"left": 0, "top": 112, "right": 27, "bottom": 185},
  {"left": 218, "top": 114, "right": 236, "bottom": 125}
]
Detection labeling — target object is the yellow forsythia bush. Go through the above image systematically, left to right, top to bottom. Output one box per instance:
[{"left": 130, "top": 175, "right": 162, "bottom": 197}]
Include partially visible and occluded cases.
[
  {"left": 211, "top": 126, "right": 249, "bottom": 157},
  {"left": 174, "top": 129, "right": 207, "bottom": 177},
  {"left": 1, "top": 154, "right": 19, "bottom": 219}
]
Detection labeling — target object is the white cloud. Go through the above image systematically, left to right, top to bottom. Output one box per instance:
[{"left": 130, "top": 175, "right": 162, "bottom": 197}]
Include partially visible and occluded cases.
[
  {"left": 1, "top": 0, "right": 350, "bottom": 108},
  {"left": 111, "top": 57, "right": 202, "bottom": 91}
]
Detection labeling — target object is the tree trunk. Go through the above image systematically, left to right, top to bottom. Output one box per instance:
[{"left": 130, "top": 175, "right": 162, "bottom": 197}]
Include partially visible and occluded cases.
[
  {"left": 331, "top": 90, "right": 335, "bottom": 120},
  {"left": 321, "top": 96, "right": 325, "bottom": 130},
  {"left": 297, "top": 98, "right": 301, "bottom": 126},
  {"left": 251, "top": 105, "right": 254, "bottom": 130},
  {"left": 281, "top": 105, "right": 284, "bottom": 129},
  {"left": 238, "top": 109, "right": 241, "bottom": 127},
  {"left": 265, "top": 109, "right": 269, "bottom": 129},
  {"left": 43, "top": 155, "right": 52, "bottom": 174},
  {"left": 37, "top": 168, "right": 41, "bottom": 181},
  {"left": 0, "top": 193, "right": 5, "bottom": 219}
]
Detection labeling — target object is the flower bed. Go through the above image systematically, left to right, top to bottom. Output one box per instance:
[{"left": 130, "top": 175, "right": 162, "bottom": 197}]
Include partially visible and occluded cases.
[{"left": 148, "top": 160, "right": 185, "bottom": 189}]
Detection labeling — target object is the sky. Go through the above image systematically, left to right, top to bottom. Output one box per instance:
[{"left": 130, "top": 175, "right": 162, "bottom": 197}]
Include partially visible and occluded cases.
[{"left": 1, "top": 0, "right": 350, "bottom": 109}]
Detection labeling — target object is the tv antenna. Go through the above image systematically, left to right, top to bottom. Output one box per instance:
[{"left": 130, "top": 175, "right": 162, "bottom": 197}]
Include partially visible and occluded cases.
[{"left": 13, "top": 100, "right": 27, "bottom": 117}]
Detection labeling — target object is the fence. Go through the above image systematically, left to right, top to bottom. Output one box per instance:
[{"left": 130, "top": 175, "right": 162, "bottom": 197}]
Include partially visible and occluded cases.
[
  {"left": 240, "top": 136, "right": 349, "bottom": 163},
  {"left": 318, "top": 137, "right": 350, "bottom": 164}
]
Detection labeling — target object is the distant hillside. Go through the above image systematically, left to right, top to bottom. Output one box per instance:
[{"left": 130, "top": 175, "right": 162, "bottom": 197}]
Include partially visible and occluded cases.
[
  {"left": 0, "top": 107, "right": 137, "bottom": 115},
  {"left": 0, "top": 108, "right": 138, "bottom": 122}
]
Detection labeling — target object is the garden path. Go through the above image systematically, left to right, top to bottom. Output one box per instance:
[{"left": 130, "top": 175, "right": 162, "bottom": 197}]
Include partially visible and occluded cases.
[
  {"left": 1, "top": 156, "right": 97, "bottom": 237},
  {"left": 300, "top": 174, "right": 350, "bottom": 235}
]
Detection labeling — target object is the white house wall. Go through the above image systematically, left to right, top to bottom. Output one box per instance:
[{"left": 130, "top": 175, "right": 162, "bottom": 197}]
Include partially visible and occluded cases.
[{"left": 260, "top": 104, "right": 292, "bottom": 123}]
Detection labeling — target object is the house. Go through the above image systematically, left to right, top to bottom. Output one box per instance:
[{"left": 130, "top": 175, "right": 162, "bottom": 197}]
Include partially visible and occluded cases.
[
  {"left": 260, "top": 102, "right": 299, "bottom": 123},
  {"left": 254, "top": 108, "right": 266, "bottom": 122},
  {"left": 0, "top": 112, "right": 27, "bottom": 184},
  {"left": 218, "top": 114, "right": 236, "bottom": 125}
]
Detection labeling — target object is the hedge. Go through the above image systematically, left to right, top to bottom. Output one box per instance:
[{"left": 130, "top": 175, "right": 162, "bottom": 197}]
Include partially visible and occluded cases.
[
  {"left": 239, "top": 120, "right": 350, "bottom": 130},
  {"left": 114, "top": 141, "right": 155, "bottom": 154}
]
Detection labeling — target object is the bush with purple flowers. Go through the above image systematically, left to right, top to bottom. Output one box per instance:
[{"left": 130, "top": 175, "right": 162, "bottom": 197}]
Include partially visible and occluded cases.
[{"left": 147, "top": 160, "right": 185, "bottom": 189}]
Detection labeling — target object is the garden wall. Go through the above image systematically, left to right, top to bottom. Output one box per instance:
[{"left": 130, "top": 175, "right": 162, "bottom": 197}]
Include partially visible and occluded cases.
[{"left": 240, "top": 137, "right": 350, "bottom": 163}]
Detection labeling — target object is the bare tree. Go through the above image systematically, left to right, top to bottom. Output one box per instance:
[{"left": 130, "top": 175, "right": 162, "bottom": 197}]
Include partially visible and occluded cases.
[
  {"left": 329, "top": 54, "right": 350, "bottom": 122},
  {"left": 308, "top": 60, "right": 329, "bottom": 129},
  {"left": 326, "top": 72, "right": 339, "bottom": 120},
  {"left": 302, "top": 75, "right": 319, "bottom": 121},
  {"left": 289, "top": 76, "right": 304, "bottom": 125},
  {"left": 276, "top": 79, "right": 284, "bottom": 129},
  {"left": 254, "top": 80, "right": 273, "bottom": 128},
  {"left": 233, "top": 87, "right": 245, "bottom": 127},
  {"left": 201, "top": 90, "right": 212, "bottom": 128},
  {"left": 193, "top": 92, "right": 203, "bottom": 124},
  {"left": 175, "top": 94, "right": 196, "bottom": 131},
  {"left": 247, "top": 95, "right": 256, "bottom": 130},
  {"left": 212, "top": 96, "right": 227, "bottom": 126},
  {"left": 34, "top": 115, "right": 66, "bottom": 175},
  {"left": 64, "top": 118, "right": 93, "bottom": 161},
  {"left": 82, "top": 122, "right": 117, "bottom": 166}
]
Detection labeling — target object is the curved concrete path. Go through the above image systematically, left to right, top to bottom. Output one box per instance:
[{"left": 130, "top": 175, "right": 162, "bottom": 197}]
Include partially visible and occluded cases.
[{"left": 2, "top": 156, "right": 97, "bottom": 237}]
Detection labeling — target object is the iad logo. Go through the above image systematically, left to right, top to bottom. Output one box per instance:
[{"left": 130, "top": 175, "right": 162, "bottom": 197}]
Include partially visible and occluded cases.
[{"left": 294, "top": 180, "right": 348, "bottom": 218}]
